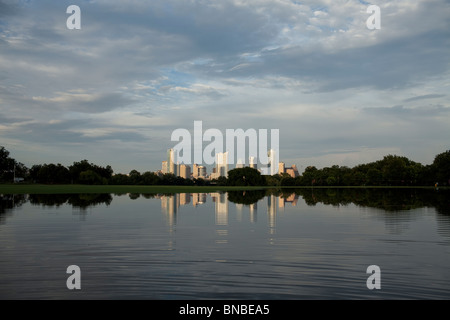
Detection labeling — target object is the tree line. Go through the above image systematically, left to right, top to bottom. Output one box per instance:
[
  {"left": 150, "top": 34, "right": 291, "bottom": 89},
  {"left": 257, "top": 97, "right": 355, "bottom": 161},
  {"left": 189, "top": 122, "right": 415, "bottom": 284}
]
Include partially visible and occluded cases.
[{"left": 1, "top": 146, "right": 449, "bottom": 186}]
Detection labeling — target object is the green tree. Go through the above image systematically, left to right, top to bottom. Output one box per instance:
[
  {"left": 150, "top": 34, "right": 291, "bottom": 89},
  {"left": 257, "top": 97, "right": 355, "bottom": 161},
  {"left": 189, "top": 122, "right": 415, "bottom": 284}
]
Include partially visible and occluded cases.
[
  {"left": 0, "top": 146, "right": 28, "bottom": 182},
  {"left": 432, "top": 150, "right": 450, "bottom": 185},
  {"left": 69, "top": 160, "right": 112, "bottom": 184},
  {"left": 300, "top": 166, "right": 318, "bottom": 186},
  {"left": 227, "top": 167, "right": 266, "bottom": 186},
  {"left": 366, "top": 168, "right": 382, "bottom": 186},
  {"left": 79, "top": 170, "right": 103, "bottom": 185},
  {"left": 128, "top": 170, "right": 141, "bottom": 185},
  {"left": 141, "top": 171, "right": 160, "bottom": 185},
  {"left": 110, "top": 173, "right": 130, "bottom": 185},
  {"left": 280, "top": 175, "right": 296, "bottom": 186}
]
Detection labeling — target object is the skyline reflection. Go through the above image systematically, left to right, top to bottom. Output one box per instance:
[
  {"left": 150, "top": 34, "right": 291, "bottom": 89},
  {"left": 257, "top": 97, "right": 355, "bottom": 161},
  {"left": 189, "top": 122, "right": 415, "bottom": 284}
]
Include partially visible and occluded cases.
[{"left": 157, "top": 191, "right": 302, "bottom": 233}]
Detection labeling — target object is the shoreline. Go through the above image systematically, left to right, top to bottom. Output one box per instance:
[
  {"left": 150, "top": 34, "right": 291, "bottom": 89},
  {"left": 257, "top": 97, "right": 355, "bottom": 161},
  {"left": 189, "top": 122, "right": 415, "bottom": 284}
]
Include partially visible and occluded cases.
[{"left": 0, "top": 184, "right": 446, "bottom": 195}]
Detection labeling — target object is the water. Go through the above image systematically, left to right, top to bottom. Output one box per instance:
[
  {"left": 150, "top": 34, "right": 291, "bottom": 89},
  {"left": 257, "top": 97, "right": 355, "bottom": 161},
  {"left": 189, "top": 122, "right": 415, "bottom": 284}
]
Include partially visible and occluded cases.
[{"left": 1, "top": 188, "right": 449, "bottom": 300}]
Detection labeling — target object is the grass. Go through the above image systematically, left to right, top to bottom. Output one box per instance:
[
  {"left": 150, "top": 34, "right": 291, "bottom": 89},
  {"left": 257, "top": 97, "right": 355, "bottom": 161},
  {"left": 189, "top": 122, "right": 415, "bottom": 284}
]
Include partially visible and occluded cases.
[
  {"left": 0, "top": 184, "right": 444, "bottom": 194},
  {"left": 0, "top": 184, "right": 274, "bottom": 194}
]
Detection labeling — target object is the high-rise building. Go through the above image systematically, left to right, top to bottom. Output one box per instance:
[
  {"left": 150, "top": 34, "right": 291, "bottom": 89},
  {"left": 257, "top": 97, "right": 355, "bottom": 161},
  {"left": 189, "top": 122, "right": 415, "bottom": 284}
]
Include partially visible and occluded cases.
[
  {"left": 167, "top": 148, "right": 176, "bottom": 174},
  {"left": 267, "top": 149, "right": 278, "bottom": 175},
  {"left": 216, "top": 151, "right": 228, "bottom": 178},
  {"left": 249, "top": 156, "right": 257, "bottom": 169},
  {"left": 236, "top": 158, "right": 244, "bottom": 169},
  {"left": 162, "top": 161, "right": 168, "bottom": 174},
  {"left": 278, "top": 162, "right": 285, "bottom": 175},
  {"left": 192, "top": 163, "right": 199, "bottom": 179},
  {"left": 179, "top": 164, "right": 191, "bottom": 179},
  {"left": 192, "top": 164, "right": 207, "bottom": 179},
  {"left": 286, "top": 164, "right": 299, "bottom": 178},
  {"left": 198, "top": 166, "right": 206, "bottom": 178}
]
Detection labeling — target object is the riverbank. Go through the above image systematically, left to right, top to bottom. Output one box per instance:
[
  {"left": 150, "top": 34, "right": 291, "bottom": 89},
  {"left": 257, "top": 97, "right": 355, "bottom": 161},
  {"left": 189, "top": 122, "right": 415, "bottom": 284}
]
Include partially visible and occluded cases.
[
  {"left": 0, "top": 184, "right": 445, "bottom": 194},
  {"left": 0, "top": 184, "right": 277, "bottom": 194}
]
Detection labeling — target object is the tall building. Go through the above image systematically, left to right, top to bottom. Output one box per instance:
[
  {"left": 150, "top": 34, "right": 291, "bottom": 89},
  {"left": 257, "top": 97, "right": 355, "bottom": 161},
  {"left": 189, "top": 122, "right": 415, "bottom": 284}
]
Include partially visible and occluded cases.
[
  {"left": 167, "top": 148, "right": 176, "bottom": 174},
  {"left": 267, "top": 149, "right": 278, "bottom": 175},
  {"left": 216, "top": 152, "right": 228, "bottom": 178},
  {"left": 249, "top": 156, "right": 257, "bottom": 169},
  {"left": 236, "top": 158, "right": 244, "bottom": 169},
  {"left": 162, "top": 161, "right": 168, "bottom": 174},
  {"left": 278, "top": 162, "right": 285, "bottom": 175},
  {"left": 192, "top": 163, "right": 199, "bottom": 179},
  {"left": 192, "top": 163, "right": 206, "bottom": 179},
  {"left": 179, "top": 164, "right": 191, "bottom": 179},
  {"left": 192, "top": 164, "right": 207, "bottom": 179},
  {"left": 285, "top": 164, "right": 299, "bottom": 178},
  {"left": 198, "top": 166, "right": 206, "bottom": 178}
]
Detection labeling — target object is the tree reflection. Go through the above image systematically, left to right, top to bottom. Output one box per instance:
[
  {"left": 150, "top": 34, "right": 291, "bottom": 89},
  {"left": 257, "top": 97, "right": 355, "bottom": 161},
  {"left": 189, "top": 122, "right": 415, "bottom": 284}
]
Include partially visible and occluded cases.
[
  {"left": 284, "top": 188, "right": 450, "bottom": 214},
  {"left": 227, "top": 190, "right": 266, "bottom": 205}
]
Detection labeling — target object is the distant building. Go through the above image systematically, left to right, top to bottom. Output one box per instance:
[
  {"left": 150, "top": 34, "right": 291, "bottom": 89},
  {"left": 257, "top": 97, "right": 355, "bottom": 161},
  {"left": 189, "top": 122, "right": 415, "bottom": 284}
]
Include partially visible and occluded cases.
[
  {"left": 167, "top": 148, "right": 176, "bottom": 174},
  {"left": 267, "top": 149, "right": 277, "bottom": 175},
  {"left": 211, "top": 152, "right": 228, "bottom": 179},
  {"left": 249, "top": 156, "right": 257, "bottom": 169},
  {"left": 236, "top": 158, "right": 244, "bottom": 169},
  {"left": 162, "top": 161, "right": 168, "bottom": 174},
  {"left": 278, "top": 162, "right": 285, "bottom": 175},
  {"left": 192, "top": 163, "right": 199, "bottom": 178},
  {"left": 179, "top": 164, "right": 191, "bottom": 179},
  {"left": 192, "top": 164, "right": 207, "bottom": 179},
  {"left": 285, "top": 164, "right": 299, "bottom": 178},
  {"left": 198, "top": 166, "right": 206, "bottom": 178}
]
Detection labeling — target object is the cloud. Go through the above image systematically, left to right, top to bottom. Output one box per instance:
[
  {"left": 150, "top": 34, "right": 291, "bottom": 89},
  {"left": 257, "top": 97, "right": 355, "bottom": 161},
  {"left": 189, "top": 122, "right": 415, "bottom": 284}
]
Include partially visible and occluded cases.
[
  {"left": 0, "top": 0, "right": 449, "bottom": 172},
  {"left": 0, "top": 0, "right": 19, "bottom": 18},
  {"left": 31, "top": 91, "right": 136, "bottom": 114},
  {"left": 403, "top": 94, "right": 446, "bottom": 102}
]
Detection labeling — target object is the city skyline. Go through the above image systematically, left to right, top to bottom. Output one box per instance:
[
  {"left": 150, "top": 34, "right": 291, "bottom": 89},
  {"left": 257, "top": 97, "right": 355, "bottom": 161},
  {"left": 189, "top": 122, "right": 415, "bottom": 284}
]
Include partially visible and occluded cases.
[{"left": 159, "top": 147, "right": 294, "bottom": 179}]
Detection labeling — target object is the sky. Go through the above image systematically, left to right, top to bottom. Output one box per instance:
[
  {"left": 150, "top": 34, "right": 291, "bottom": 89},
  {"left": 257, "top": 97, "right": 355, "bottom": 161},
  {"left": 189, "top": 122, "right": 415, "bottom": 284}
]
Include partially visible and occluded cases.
[{"left": 0, "top": 0, "right": 449, "bottom": 174}]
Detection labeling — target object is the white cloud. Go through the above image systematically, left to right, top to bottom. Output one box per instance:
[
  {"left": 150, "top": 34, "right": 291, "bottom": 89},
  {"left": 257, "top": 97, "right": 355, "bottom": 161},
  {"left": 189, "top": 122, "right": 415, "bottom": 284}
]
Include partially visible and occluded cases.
[{"left": 0, "top": 0, "right": 449, "bottom": 173}]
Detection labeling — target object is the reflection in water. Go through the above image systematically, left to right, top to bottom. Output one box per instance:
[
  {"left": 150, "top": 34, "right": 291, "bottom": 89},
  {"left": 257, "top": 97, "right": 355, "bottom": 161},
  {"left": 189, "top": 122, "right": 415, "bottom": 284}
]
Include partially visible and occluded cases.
[
  {"left": 1, "top": 188, "right": 450, "bottom": 299},
  {"left": 1, "top": 188, "right": 449, "bottom": 237},
  {"left": 212, "top": 192, "right": 228, "bottom": 226},
  {"left": 0, "top": 193, "right": 113, "bottom": 223},
  {"left": 0, "top": 194, "right": 28, "bottom": 225},
  {"left": 160, "top": 194, "right": 178, "bottom": 231},
  {"left": 268, "top": 194, "right": 276, "bottom": 232},
  {"left": 249, "top": 202, "right": 257, "bottom": 223}
]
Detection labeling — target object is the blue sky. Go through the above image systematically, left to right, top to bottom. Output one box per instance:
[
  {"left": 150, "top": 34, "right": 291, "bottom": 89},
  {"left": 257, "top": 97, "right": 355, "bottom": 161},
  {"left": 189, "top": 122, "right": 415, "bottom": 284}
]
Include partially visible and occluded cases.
[{"left": 1, "top": 0, "right": 449, "bottom": 174}]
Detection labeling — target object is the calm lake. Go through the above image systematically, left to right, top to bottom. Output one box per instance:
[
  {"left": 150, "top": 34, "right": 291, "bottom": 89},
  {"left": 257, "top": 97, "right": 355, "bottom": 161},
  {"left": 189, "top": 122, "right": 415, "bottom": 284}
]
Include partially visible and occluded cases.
[{"left": 1, "top": 188, "right": 449, "bottom": 300}]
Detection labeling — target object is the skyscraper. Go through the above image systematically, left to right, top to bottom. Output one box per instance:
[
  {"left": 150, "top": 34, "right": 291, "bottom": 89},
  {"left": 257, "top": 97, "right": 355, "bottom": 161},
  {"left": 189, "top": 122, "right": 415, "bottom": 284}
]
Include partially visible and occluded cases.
[
  {"left": 167, "top": 148, "right": 176, "bottom": 174},
  {"left": 267, "top": 149, "right": 278, "bottom": 175},
  {"left": 216, "top": 151, "right": 228, "bottom": 178},
  {"left": 249, "top": 156, "right": 257, "bottom": 169},
  {"left": 162, "top": 161, "right": 168, "bottom": 174},
  {"left": 278, "top": 161, "right": 285, "bottom": 175},
  {"left": 192, "top": 163, "right": 199, "bottom": 178},
  {"left": 179, "top": 164, "right": 191, "bottom": 179},
  {"left": 198, "top": 166, "right": 206, "bottom": 178}
]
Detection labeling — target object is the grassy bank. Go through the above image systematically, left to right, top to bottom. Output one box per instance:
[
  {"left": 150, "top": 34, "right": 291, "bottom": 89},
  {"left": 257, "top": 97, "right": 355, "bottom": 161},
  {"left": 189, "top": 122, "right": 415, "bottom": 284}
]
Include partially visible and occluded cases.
[
  {"left": 0, "top": 184, "right": 444, "bottom": 194},
  {"left": 0, "top": 184, "right": 274, "bottom": 194}
]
